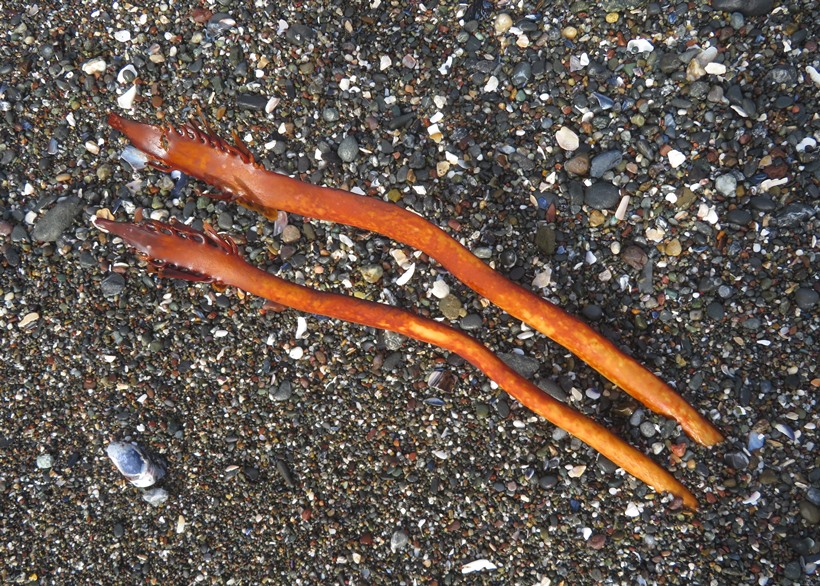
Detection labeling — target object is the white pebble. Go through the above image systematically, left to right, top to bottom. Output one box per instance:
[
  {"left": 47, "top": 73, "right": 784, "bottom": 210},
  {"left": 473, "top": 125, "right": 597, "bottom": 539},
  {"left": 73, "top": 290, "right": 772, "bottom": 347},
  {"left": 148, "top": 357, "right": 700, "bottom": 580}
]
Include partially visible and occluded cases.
[
  {"left": 493, "top": 13, "right": 512, "bottom": 34},
  {"left": 114, "top": 30, "right": 132, "bottom": 42},
  {"left": 379, "top": 55, "right": 391, "bottom": 71},
  {"left": 81, "top": 57, "right": 106, "bottom": 75},
  {"left": 705, "top": 62, "right": 727, "bottom": 75},
  {"left": 806, "top": 65, "right": 820, "bottom": 87},
  {"left": 484, "top": 76, "right": 499, "bottom": 92},
  {"left": 555, "top": 126, "right": 579, "bottom": 151},
  {"left": 667, "top": 149, "right": 686, "bottom": 168},
  {"left": 532, "top": 268, "right": 552, "bottom": 289},
  {"left": 430, "top": 280, "right": 450, "bottom": 299},
  {"left": 288, "top": 347, "right": 304, "bottom": 360},
  {"left": 568, "top": 465, "right": 587, "bottom": 478},
  {"left": 625, "top": 502, "right": 642, "bottom": 517},
  {"left": 462, "top": 559, "right": 498, "bottom": 574}
]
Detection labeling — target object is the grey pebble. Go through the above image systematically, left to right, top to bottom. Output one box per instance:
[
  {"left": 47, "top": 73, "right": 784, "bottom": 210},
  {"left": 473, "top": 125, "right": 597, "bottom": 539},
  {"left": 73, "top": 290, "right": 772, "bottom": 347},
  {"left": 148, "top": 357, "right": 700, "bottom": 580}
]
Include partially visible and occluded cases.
[
  {"left": 712, "top": 0, "right": 774, "bottom": 17},
  {"left": 511, "top": 62, "right": 531, "bottom": 87},
  {"left": 236, "top": 93, "right": 267, "bottom": 111},
  {"left": 322, "top": 107, "right": 340, "bottom": 122},
  {"left": 337, "top": 135, "right": 359, "bottom": 162},
  {"left": 589, "top": 150, "right": 622, "bottom": 178},
  {"left": 584, "top": 181, "right": 620, "bottom": 210},
  {"left": 31, "top": 196, "right": 82, "bottom": 242},
  {"left": 726, "top": 209, "right": 752, "bottom": 225},
  {"left": 100, "top": 273, "right": 126, "bottom": 297},
  {"left": 795, "top": 287, "right": 818, "bottom": 310},
  {"left": 706, "top": 301, "right": 725, "bottom": 320},
  {"left": 581, "top": 304, "right": 603, "bottom": 321},
  {"left": 459, "top": 314, "right": 483, "bottom": 331},
  {"left": 498, "top": 352, "right": 540, "bottom": 379},
  {"left": 270, "top": 380, "right": 293, "bottom": 402},
  {"left": 639, "top": 421, "right": 656, "bottom": 438},
  {"left": 539, "top": 475, "right": 558, "bottom": 489},
  {"left": 800, "top": 501, "right": 820, "bottom": 524}
]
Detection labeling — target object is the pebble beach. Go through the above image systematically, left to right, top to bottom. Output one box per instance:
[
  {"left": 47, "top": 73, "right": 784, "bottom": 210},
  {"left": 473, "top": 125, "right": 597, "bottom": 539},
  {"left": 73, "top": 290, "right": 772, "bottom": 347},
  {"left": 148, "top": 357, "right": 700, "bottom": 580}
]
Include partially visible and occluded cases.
[{"left": 1, "top": 1, "right": 818, "bottom": 584}]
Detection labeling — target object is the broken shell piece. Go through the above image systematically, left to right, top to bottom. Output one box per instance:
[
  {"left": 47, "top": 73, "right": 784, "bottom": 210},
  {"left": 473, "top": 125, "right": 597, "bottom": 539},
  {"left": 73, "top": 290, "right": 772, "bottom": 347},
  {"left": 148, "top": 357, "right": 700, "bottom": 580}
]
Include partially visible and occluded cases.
[
  {"left": 117, "top": 64, "right": 138, "bottom": 84},
  {"left": 117, "top": 85, "right": 138, "bottom": 110},
  {"left": 106, "top": 442, "right": 165, "bottom": 487}
]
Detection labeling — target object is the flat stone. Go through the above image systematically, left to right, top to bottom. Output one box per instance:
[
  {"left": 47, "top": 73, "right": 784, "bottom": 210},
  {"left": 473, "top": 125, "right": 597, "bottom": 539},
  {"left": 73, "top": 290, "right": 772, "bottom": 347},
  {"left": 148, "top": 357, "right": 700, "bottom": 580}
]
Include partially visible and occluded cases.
[
  {"left": 712, "top": 0, "right": 774, "bottom": 17},
  {"left": 589, "top": 150, "right": 622, "bottom": 178},
  {"left": 565, "top": 153, "right": 589, "bottom": 176},
  {"left": 584, "top": 181, "right": 620, "bottom": 210},
  {"left": 31, "top": 196, "right": 83, "bottom": 242},
  {"left": 100, "top": 273, "right": 126, "bottom": 297},
  {"left": 795, "top": 287, "right": 819, "bottom": 310}
]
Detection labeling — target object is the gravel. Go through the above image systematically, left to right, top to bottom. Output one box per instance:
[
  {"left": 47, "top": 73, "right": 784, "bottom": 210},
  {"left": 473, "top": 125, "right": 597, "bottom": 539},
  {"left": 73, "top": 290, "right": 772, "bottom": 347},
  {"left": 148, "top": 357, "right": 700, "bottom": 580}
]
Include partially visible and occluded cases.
[{"left": 0, "top": 1, "right": 818, "bottom": 584}]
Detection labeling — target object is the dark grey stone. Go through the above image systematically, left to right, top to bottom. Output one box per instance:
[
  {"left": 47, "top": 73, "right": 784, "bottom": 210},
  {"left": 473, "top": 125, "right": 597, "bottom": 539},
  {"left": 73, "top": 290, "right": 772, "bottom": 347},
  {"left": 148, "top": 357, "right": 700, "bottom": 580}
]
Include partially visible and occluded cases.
[
  {"left": 712, "top": 0, "right": 774, "bottom": 17},
  {"left": 584, "top": 181, "right": 620, "bottom": 210},
  {"left": 31, "top": 196, "right": 82, "bottom": 242}
]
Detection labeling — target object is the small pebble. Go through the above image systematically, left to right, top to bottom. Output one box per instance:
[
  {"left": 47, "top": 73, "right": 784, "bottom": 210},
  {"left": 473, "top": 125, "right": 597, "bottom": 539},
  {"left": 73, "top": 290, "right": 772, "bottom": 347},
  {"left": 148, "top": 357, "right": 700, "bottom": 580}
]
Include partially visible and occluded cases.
[{"left": 337, "top": 135, "right": 359, "bottom": 162}]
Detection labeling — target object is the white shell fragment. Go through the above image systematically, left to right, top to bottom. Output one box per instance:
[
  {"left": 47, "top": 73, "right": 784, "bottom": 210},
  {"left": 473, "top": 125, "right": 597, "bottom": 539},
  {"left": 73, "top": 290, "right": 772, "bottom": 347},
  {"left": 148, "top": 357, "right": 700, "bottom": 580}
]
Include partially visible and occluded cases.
[
  {"left": 626, "top": 39, "right": 654, "bottom": 53},
  {"left": 117, "top": 64, "right": 137, "bottom": 84},
  {"left": 117, "top": 85, "right": 138, "bottom": 110},
  {"left": 555, "top": 126, "right": 579, "bottom": 151},
  {"left": 106, "top": 442, "right": 165, "bottom": 487},
  {"left": 462, "top": 559, "right": 499, "bottom": 574}
]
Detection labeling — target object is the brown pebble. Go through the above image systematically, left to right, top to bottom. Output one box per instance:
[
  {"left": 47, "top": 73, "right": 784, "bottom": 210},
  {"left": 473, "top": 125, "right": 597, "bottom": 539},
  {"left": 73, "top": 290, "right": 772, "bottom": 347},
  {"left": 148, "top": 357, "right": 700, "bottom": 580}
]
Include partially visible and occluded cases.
[
  {"left": 565, "top": 153, "right": 590, "bottom": 176},
  {"left": 281, "top": 225, "right": 301, "bottom": 243},
  {"left": 621, "top": 245, "right": 648, "bottom": 270},
  {"left": 588, "top": 534, "right": 606, "bottom": 549}
]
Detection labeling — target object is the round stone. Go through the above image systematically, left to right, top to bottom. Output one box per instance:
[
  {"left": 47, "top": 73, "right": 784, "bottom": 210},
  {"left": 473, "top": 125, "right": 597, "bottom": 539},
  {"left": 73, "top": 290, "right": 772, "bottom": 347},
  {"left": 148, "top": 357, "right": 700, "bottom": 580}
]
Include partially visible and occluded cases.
[
  {"left": 493, "top": 13, "right": 513, "bottom": 35},
  {"left": 337, "top": 135, "right": 359, "bottom": 162},
  {"left": 565, "top": 154, "right": 590, "bottom": 176},
  {"left": 715, "top": 173, "right": 737, "bottom": 196},
  {"left": 795, "top": 287, "right": 819, "bottom": 310}
]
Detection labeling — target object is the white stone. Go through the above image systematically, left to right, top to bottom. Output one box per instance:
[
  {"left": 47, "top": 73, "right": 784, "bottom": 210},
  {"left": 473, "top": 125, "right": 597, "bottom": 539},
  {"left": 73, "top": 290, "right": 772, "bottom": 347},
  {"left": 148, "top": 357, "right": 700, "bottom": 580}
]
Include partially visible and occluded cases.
[
  {"left": 493, "top": 13, "right": 512, "bottom": 35},
  {"left": 114, "top": 30, "right": 131, "bottom": 42},
  {"left": 379, "top": 55, "right": 391, "bottom": 71},
  {"left": 81, "top": 57, "right": 106, "bottom": 75},
  {"left": 705, "top": 62, "right": 727, "bottom": 75},
  {"left": 807, "top": 65, "right": 820, "bottom": 87},
  {"left": 484, "top": 75, "right": 499, "bottom": 92},
  {"left": 555, "top": 126, "right": 579, "bottom": 151},
  {"left": 667, "top": 149, "right": 686, "bottom": 168},
  {"left": 431, "top": 280, "right": 450, "bottom": 299}
]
